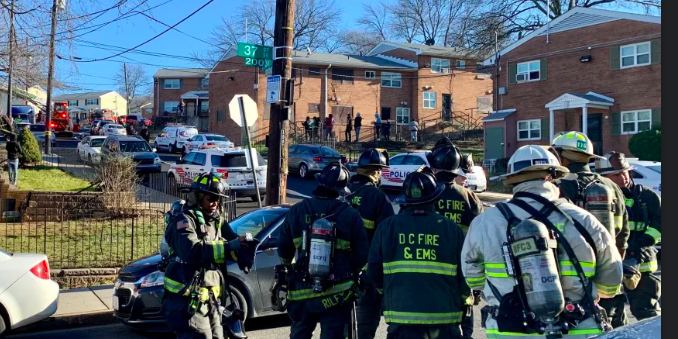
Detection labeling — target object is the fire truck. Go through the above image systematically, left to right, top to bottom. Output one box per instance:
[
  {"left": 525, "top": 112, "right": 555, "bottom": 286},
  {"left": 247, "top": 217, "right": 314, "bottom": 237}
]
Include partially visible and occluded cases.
[{"left": 51, "top": 102, "right": 80, "bottom": 137}]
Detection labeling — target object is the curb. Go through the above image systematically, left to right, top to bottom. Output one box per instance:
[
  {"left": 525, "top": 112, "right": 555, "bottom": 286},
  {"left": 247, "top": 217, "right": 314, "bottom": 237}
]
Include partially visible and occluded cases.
[{"left": 10, "top": 311, "right": 117, "bottom": 335}]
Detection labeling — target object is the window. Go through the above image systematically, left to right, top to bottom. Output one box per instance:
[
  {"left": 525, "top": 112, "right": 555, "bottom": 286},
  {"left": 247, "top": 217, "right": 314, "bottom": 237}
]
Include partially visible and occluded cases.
[
  {"left": 621, "top": 42, "right": 651, "bottom": 68},
  {"left": 431, "top": 58, "right": 451, "bottom": 73},
  {"left": 455, "top": 60, "right": 466, "bottom": 69},
  {"left": 517, "top": 60, "right": 540, "bottom": 82},
  {"left": 308, "top": 67, "right": 321, "bottom": 76},
  {"left": 332, "top": 69, "right": 354, "bottom": 85},
  {"left": 365, "top": 71, "right": 376, "bottom": 79},
  {"left": 381, "top": 72, "right": 402, "bottom": 88},
  {"left": 200, "top": 78, "right": 209, "bottom": 89},
  {"left": 164, "top": 79, "right": 181, "bottom": 89},
  {"left": 423, "top": 92, "right": 436, "bottom": 109},
  {"left": 85, "top": 99, "right": 98, "bottom": 105},
  {"left": 68, "top": 100, "right": 78, "bottom": 106},
  {"left": 200, "top": 101, "right": 209, "bottom": 114},
  {"left": 164, "top": 102, "right": 180, "bottom": 113},
  {"left": 308, "top": 103, "right": 320, "bottom": 113},
  {"left": 396, "top": 107, "right": 410, "bottom": 125},
  {"left": 621, "top": 110, "right": 652, "bottom": 134},
  {"left": 517, "top": 119, "right": 541, "bottom": 140},
  {"left": 91, "top": 138, "right": 105, "bottom": 148},
  {"left": 119, "top": 141, "right": 152, "bottom": 153},
  {"left": 289, "top": 145, "right": 298, "bottom": 154},
  {"left": 183, "top": 152, "right": 197, "bottom": 164},
  {"left": 194, "top": 153, "right": 207, "bottom": 166},
  {"left": 389, "top": 155, "right": 405, "bottom": 165},
  {"left": 403, "top": 155, "right": 426, "bottom": 165},
  {"left": 630, "top": 170, "right": 645, "bottom": 179},
  {"left": 229, "top": 208, "right": 286, "bottom": 238}
]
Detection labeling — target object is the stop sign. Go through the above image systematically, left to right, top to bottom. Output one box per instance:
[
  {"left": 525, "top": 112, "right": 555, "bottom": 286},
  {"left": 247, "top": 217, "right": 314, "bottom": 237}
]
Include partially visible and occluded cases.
[{"left": 228, "top": 94, "right": 258, "bottom": 127}]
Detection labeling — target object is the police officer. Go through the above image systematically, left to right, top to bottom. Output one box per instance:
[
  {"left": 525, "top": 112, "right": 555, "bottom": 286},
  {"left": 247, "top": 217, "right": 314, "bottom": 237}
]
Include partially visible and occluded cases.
[
  {"left": 551, "top": 132, "right": 630, "bottom": 328},
  {"left": 430, "top": 145, "right": 483, "bottom": 339},
  {"left": 462, "top": 145, "right": 623, "bottom": 339},
  {"left": 348, "top": 149, "right": 395, "bottom": 339},
  {"left": 597, "top": 152, "right": 661, "bottom": 320},
  {"left": 278, "top": 163, "right": 369, "bottom": 339},
  {"left": 368, "top": 169, "right": 469, "bottom": 339},
  {"left": 162, "top": 173, "right": 252, "bottom": 339}
]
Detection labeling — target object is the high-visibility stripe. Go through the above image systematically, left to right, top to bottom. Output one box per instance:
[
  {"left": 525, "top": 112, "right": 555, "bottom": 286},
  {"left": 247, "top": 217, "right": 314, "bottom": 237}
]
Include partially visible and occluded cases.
[
  {"left": 200, "top": 178, "right": 208, "bottom": 184},
  {"left": 625, "top": 198, "right": 635, "bottom": 208},
  {"left": 614, "top": 216, "right": 622, "bottom": 230},
  {"left": 362, "top": 218, "right": 376, "bottom": 230},
  {"left": 629, "top": 221, "right": 645, "bottom": 231},
  {"left": 645, "top": 227, "right": 661, "bottom": 242},
  {"left": 293, "top": 237, "right": 302, "bottom": 248},
  {"left": 336, "top": 239, "right": 351, "bottom": 251},
  {"left": 212, "top": 240, "right": 225, "bottom": 264},
  {"left": 639, "top": 260, "right": 658, "bottom": 273},
  {"left": 384, "top": 261, "right": 457, "bottom": 276},
  {"left": 560, "top": 261, "right": 595, "bottom": 278},
  {"left": 485, "top": 263, "right": 509, "bottom": 278},
  {"left": 561, "top": 271, "right": 595, "bottom": 278},
  {"left": 465, "top": 276, "right": 486, "bottom": 287},
  {"left": 164, "top": 277, "right": 186, "bottom": 294},
  {"left": 288, "top": 281, "right": 354, "bottom": 301},
  {"left": 595, "top": 282, "right": 621, "bottom": 296},
  {"left": 198, "top": 286, "right": 222, "bottom": 301},
  {"left": 377, "top": 288, "right": 384, "bottom": 294},
  {"left": 384, "top": 311, "right": 462, "bottom": 325},
  {"left": 486, "top": 329, "right": 602, "bottom": 336}
]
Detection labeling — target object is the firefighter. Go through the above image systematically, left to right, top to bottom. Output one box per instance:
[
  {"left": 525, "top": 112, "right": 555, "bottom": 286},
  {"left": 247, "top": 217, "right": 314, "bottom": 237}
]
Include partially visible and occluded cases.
[
  {"left": 551, "top": 131, "right": 630, "bottom": 328},
  {"left": 429, "top": 145, "right": 483, "bottom": 339},
  {"left": 462, "top": 145, "right": 623, "bottom": 339},
  {"left": 348, "top": 149, "right": 395, "bottom": 339},
  {"left": 597, "top": 152, "right": 661, "bottom": 320},
  {"left": 278, "top": 163, "right": 369, "bottom": 339},
  {"left": 368, "top": 169, "right": 469, "bottom": 339},
  {"left": 162, "top": 173, "right": 254, "bottom": 339}
]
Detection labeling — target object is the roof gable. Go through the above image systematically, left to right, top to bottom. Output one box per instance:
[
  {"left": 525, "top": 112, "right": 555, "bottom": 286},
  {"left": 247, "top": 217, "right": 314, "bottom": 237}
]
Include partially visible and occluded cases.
[
  {"left": 484, "top": 7, "right": 661, "bottom": 64},
  {"left": 368, "top": 41, "right": 482, "bottom": 59},
  {"left": 153, "top": 68, "right": 209, "bottom": 79},
  {"left": 53, "top": 91, "right": 114, "bottom": 100}
]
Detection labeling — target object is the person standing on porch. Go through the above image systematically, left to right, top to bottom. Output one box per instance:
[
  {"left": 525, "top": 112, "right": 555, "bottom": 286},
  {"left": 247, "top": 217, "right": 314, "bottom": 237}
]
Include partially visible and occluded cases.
[
  {"left": 354, "top": 112, "right": 362, "bottom": 142},
  {"left": 373, "top": 113, "right": 382, "bottom": 141},
  {"left": 345, "top": 114, "right": 353, "bottom": 142},
  {"left": 303, "top": 116, "right": 313, "bottom": 141},
  {"left": 312, "top": 116, "right": 320, "bottom": 140},
  {"left": 409, "top": 119, "right": 419, "bottom": 142}
]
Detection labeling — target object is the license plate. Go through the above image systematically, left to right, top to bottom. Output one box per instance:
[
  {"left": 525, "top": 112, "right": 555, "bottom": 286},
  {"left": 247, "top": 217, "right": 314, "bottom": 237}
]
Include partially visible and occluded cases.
[
  {"left": 244, "top": 173, "right": 253, "bottom": 179},
  {"left": 468, "top": 185, "right": 477, "bottom": 190},
  {"left": 112, "top": 295, "right": 119, "bottom": 310}
]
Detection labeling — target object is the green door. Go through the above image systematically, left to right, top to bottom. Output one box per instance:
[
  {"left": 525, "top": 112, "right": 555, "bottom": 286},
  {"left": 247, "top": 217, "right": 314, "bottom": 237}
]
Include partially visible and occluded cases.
[{"left": 485, "top": 127, "right": 505, "bottom": 160}]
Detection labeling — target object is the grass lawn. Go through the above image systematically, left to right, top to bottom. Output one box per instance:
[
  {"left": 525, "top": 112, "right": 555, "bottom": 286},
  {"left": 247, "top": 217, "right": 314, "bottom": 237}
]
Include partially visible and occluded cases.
[{"left": 18, "top": 166, "right": 93, "bottom": 192}]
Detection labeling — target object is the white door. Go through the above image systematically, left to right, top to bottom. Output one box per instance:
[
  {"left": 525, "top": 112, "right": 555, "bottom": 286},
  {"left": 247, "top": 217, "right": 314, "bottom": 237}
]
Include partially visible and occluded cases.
[{"left": 177, "top": 152, "right": 200, "bottom": 184}]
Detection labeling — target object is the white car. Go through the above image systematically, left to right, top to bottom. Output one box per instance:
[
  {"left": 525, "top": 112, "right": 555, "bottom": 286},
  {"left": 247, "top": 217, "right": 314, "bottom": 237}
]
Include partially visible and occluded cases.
[
  {"left": 102, "top": 124, "right": 127, "bottom": 137},
  {"left": 154, "top": 125, "right": 198, "bottom": 154},
  {"left": 183, "top": 134, "right": 235, "bottom": 155},
  {"left": 77, "top": 136, "right": 107, "bottom": 165},
  {"left": 168, "top": 147, "right": 267, "bottom": 201},
  {"left": 381, "top": 151, "right": 487, "bottom": 192},
  {"left": 628, "top": 160, "right": 661, "bottom": 196},
  {"left": 0, "top": 249, "right": 59, "bottom": 336}
]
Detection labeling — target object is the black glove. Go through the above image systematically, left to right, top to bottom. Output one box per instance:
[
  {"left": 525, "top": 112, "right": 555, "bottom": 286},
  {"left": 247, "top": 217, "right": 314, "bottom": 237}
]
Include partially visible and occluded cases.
[
  {"left": 236, "top": 243, "right": 255, "bottom": 273},
  {"left": 639, "top": 246, "right": 657, "bottom": 263},
  {"left": 473, "top": 290, "right": 482, "bottom": 306}
]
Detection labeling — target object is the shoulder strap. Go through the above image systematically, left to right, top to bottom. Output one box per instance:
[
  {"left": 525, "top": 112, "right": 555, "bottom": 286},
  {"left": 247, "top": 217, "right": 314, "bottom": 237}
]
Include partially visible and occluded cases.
[
  {"left": 346, "top": 183, "right": 374, "bottom": 206},
  {"left": 508, "top": 198, "right": 603, "bottom": 328},
  {"left": 496, "top": 202, "right": 521, "bottom": 240}
]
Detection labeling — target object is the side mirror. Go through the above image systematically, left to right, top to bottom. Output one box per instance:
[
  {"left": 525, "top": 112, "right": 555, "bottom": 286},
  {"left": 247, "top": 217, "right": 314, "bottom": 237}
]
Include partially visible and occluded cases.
[
  {"left": 153, "top": 148, "right": 157, "bottom": 153},
  {"left": 177, "top": 158, "right": 185, "bottom": 164}
]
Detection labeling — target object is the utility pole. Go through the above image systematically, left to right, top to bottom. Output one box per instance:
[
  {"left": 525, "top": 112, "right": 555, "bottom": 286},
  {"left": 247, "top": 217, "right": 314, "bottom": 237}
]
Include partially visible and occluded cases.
[
  {"left": 6, "top": 0, "right": 15, "bottom": 117},
  {"left": 45, "top": 0, "right": 59, "bottom": 155},
  {"left": 265, "top": 0, "right": 295, "bottom": 206},
  {"left": 123, "top": 63, "right": 130, "bottom": 115}
]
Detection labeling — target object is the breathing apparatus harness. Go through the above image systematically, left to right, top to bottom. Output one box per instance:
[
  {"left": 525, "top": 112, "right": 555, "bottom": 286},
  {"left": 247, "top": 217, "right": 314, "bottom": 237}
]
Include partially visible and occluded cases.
[{"left": 484, "top": 192, "right": 611, "bottom": 338}]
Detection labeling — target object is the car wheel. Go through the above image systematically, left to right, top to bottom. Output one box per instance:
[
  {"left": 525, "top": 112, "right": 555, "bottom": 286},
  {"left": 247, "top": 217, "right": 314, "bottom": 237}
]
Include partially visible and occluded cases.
[
  {"left": 153, "top": 142, "right": 161, "bottom": 153},
  {"left": 169, "top": 143, "right": 176, "bottom": 154},
  {"left": 299, "top": 164, "right": 309, "bottom": 179},
  {"left": 250, "top": 193, "right": 265, "bottom": 202},
  {"left": 229, "top": 285, "right": 249, "bottom": 323},
  {"left": 0, "top": 312, "right": 6, "bottom": 338}
]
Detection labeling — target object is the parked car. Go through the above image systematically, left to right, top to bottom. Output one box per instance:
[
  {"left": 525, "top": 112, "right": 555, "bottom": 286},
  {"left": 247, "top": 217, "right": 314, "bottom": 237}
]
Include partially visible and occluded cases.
[
  {"left": 123, "top": 115, "right": 143, "bottom": 124},
  {"left": 93, "top": 120, "right": 115, "bottom": 135},
  {"left": 14, "top": 123, "right": 56, "bottom": 147},
  {"left": 103, "top": 124, "right": 127, "bottom": 137},
  {"left": 153, "top": 125, "right": 198, "bottom": 153},
  {"left": 73, "top": 126, "right": 92, "bottom": 140},
  {"left": 183, "top": 134, "right": 235, "bottom": 155},
  {"left": 77, "top": 136, "right": 107, "bottom": 164},
  {"left": 101, "top": 136, "right": 161, "bottom": 173},
  {"left": 288, "top": 144, "right": 346, "bottom": 178},
  {"left": 168, "top": 147, "right": 266, "bottom": 201},
  {"left": 380, "top": 151, "right": 431, "bottom": 190},
  {"left": 628, "top": 160, "right": 661, "bottom": 197},
  {"left": 464, "top": 166, "right": 488, "bottom": 193},
  {"left": 113, "top": 206, "right": 290, "bottom": 330},
  {"left": 0, "top": 248, "right": 59, "bottom": 336}
]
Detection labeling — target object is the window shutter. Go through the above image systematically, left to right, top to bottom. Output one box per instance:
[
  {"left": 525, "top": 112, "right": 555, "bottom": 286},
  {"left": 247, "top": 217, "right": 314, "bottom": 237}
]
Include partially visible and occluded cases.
[
  {"left": 651, "top": 39, "right": 661, "bottom": 65},
  {"left": 610, "top": 46, "right": 620, "bottom": 70},
  {"left": 540, "top": 59, "right": 547, "bottom": 81},
  {"left": 509, "top": 63, "right": 517, "bottom": 84},
  {"left": 179, "top": 79, "right": 183, "bottom": 89},
  {"left": 96, "top": 98, "right": 99, "bottom": 105},
  {"left": 651, "top": 108, "right": 661, "bottom": 129},
  {"left": 611, "top": 112, "right": 621, "bottom": 136},
  {"left": 541, "top": 118, "right": 549, "bottom": 141}
]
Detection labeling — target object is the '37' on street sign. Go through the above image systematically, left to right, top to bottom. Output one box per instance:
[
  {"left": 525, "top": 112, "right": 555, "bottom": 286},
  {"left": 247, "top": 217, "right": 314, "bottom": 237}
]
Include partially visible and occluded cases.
[{"left": 237, "top": 42, "right": 273, "bottom": 60}]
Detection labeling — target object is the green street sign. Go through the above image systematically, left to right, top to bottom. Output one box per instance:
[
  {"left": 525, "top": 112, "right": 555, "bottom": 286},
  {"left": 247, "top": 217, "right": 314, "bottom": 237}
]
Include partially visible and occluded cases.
[
  {"left": 237, "top": 42, "right": 273, "bottom": 60},
  {"left": 244, "top": 57, "right": 273, "bottom": 69}
]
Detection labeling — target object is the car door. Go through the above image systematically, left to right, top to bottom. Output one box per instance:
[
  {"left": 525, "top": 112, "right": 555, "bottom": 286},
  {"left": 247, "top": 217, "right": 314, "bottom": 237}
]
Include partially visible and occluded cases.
[
  {"left": 78, "top": 137, "right": 89, "bottom": 159},
  {"left": 288, "top": 145, "right": 299, "bottom": 171},
  {"left": 177, "top": 152, "right": 198, "bottom": 184},
  {"left": 381, "top": 154, "right": 407, "bottom": 187},
  {"left": 253, "top": 221, "right": 282, "bottom": 311}
]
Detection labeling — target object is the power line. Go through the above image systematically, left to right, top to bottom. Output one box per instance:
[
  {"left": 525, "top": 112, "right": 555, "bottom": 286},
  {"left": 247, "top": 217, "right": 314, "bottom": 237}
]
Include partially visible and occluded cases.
[
  {"left": 70, "top": 0, "right": 214, "bottom": 63},
  {"left": 136, "top": 11, "right": 222, "bottom": 49}
]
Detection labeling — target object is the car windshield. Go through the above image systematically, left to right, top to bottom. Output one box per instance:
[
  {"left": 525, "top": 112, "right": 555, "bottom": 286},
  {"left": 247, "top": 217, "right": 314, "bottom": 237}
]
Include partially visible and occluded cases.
[
  {"left": 30, "top": 125, "right": 46, "bottom": 132},
  {"left": 109, "top": 125, "right": 124, "bottom": 129},
  {"left": 206, "top": 135, "right": 229, "bottom": 142},
  {"left": 91, "top": 139, "right": 105, "bottom": 147},
  {"left": 119, "top": 141, "right": 152, "bottom": 153},
  {"left": 320, "top": 147, "right": 340, "bottom": 156},
  {"left": 211, "top": 154, "right": 248, "bottom": 167},
  {"left": 648, "top": 165, "right": 661, "bottom": 174},
  {"left": 229, "top": 209, "right": 286, "bottom": 238}
]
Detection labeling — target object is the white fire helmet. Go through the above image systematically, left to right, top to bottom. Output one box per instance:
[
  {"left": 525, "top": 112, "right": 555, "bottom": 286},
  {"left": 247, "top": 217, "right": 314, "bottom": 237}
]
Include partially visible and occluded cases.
[
  {"left": 551, "top": 131, "right": 597, "bottom": 158},
  {"left": 501, "top": 145, "right": 569, "bottom": 183}
]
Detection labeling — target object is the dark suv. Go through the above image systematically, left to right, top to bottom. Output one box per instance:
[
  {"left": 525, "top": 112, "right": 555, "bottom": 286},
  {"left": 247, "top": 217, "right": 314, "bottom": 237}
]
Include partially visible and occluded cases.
[{"left": 101, "top": 136, "right": 161, "bottom": 173}]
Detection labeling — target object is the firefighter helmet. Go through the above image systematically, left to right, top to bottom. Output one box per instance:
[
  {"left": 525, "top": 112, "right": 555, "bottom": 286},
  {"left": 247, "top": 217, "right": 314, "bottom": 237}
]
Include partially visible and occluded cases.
[
  {"left": 551, "top": 131, "right": 598, "bottom": 158},
  {"left": 501, "top": 145, "right": 569, "bottom": 184},
  {"left": 431, "top": 146, "right": 461, "bottom": 172},
  {"left": 358, "top": 149, "right": 389, "bottom": 168},
  {"left": 595, "top": 151, "right": 634, "bottom": 175},
  {"left": 316, "top": 162, "right": 351, "bottom": 195},
  {"left": 394, "top": 170, "right": 444, "bottom": 205},
  {"left": 189, "top": 172, "right": 229, "bottom": 198}
]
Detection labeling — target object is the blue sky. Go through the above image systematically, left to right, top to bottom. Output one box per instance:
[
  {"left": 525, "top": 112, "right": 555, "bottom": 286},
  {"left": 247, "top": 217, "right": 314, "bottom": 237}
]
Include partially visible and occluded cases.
[{"left": 55, "top": 0, "right": 369, "bottom": 95}]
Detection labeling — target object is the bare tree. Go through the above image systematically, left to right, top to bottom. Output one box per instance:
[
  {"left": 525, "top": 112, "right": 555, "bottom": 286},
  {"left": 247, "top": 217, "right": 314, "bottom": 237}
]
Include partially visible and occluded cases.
[
  {"left": 358, "top": 3, "right": 391, "bottom": 41},
  {"left": 339, "top": 30, "right": 384, "bottom": 55},
  {"left": 116, "top": 64, "right": 149, "bottom": 110}
]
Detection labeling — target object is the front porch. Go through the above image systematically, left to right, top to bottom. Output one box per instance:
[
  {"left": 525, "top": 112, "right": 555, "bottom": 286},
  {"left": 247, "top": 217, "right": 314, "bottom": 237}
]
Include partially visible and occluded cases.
[{"left": 180, "top": 91, "right": 209, "bottom": 132}]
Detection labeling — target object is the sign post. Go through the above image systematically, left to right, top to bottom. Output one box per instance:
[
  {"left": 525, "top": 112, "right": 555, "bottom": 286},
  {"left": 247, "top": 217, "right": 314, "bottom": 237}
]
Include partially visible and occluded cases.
[{"left": 229, "top": 94, "right": 262, "bottom": 208}]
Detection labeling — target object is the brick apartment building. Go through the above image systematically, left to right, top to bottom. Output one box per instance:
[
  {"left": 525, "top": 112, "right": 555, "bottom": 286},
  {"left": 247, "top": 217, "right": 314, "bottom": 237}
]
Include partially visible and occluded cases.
[
  {"left": 482, "top": 7, "right": 661, "bottom": 161},
  {"left": 208, "top": 42, "right": 493, "bottom": 144},
  {"left": 153, "top": 68, "right": 210, "bottom": 130}
]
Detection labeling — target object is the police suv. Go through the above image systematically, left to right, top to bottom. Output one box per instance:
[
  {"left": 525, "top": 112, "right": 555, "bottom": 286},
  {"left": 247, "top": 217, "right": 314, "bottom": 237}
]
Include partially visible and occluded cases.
[
  {"left": 168, "top": 147, "right": 267, "bottom": 201},
  {"left": 381, "top": 151, "right": 487, "bottom": 192}
]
